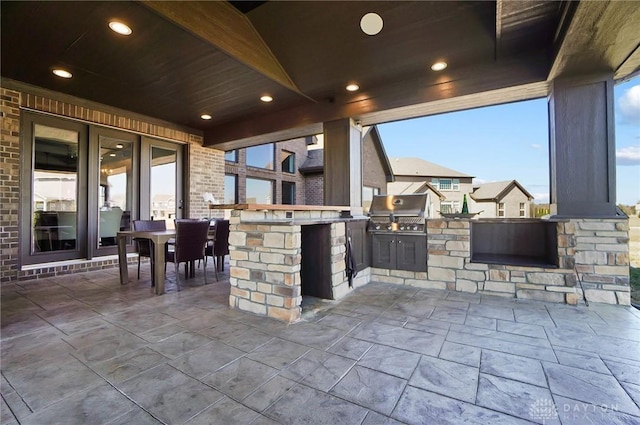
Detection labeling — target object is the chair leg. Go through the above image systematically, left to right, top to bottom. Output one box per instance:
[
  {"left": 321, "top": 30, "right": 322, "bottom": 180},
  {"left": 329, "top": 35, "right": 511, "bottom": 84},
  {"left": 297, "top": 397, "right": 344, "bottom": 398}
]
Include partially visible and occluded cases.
[
  {"left": 137, "top": 255, "right": 141, "bottom": 279},
  {"left": 213, "top": 255, "right": 218, "bottom": 281},
  {"left": 203, "top": 256, "right": 207, "bottom": 285},
  {"left": 175, "top": 262, "right": 181, "bottom": 291}
]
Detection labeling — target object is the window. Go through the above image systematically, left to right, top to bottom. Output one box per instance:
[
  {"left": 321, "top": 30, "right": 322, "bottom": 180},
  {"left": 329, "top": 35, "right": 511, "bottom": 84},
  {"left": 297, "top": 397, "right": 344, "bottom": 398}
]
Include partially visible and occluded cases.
[
  {"left": 246, "top": 144, "right": 274, "bottom": 169},
  {"left": 224, "top": 150, "right": 237, "bottom": 162},
  {"left": 281, "top": 151, "right": 295, "bottom": 174},
  {"left": 224, "top": 175, "right": 237, "bottom": 204},
  {"left": 246, "top": 178, "right": 273, "bottom": 204},
  {"left": 431, "top": 178, "right": 459, "bottom": 191},
  {"left": 282, "top": 181, "right": 295, "bottom": 204},
  {"left": 362, "top": 186, "right": 379, "bottom": 212},
  {"left": 440, "top": 201, "right": 460, "bottom": 214},
  {"left": 498, "top": 202, "right": 505, "bottom": 217},
  {"left": 519, "top": 202, "right": 526, "bottom": 217}
]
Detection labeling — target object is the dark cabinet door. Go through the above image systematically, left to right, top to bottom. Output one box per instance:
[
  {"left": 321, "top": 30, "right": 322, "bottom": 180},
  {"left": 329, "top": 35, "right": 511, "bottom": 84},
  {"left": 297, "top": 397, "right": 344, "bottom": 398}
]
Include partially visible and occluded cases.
[
  {"left": 346, "top": 220, "right": 370, "bottom": 272},
  {"left": 371, "top": 233, "right": 396, "bottom": 269},
  {"left": 396, "top": 234, "right": 427, "bottom": 272}
]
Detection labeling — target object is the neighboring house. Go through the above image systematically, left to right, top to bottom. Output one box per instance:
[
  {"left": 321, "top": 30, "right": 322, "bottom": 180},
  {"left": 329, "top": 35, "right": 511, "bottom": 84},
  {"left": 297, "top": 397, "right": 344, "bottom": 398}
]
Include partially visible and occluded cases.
[
  {"left": 225, "top": 125, "right": 394, "bottom": 211},
  {"left": 387, "top": 157, "right": 533, "bottom": 218},
  {"left": 389, "top": 157, "right": 474, "bottom": 216},
  {"left": 469, "top": 180, "right": 534, "bottom": 218},
  {"left": 151, "top": 194, "right": 175, "bottom": 220}
]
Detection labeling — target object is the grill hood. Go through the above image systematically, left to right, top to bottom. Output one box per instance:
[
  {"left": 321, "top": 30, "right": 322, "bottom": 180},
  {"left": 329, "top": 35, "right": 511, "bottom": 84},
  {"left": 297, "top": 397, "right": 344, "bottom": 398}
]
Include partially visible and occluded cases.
[{"left": 368, "top": 194, "right": 428, "bottom": 217}]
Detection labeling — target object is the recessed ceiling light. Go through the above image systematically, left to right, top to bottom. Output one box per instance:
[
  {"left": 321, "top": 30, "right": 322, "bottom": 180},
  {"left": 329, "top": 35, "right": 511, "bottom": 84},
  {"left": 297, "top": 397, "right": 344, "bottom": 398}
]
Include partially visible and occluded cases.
[
  {"left": 360, "top": 13, "right": 383, "bottom": 36},
  {"left": 109, "top": 21, "right": 132, "bottom": 36},
  {"left": 431, "top": 62, "right": 447, "bottom": 71},
  {"left": 52, "top": 69, "right": 72, "bottom": 79},
  {"left": 346, "top": 84, "right": 360, "bottom": 92},
  {"left": 260, "top": 95, "right": 273, "bottom": 103},
  {"left": 200, "top": 114, "right": 212, "bottom": 120},
  {"left": 115, "top": 143, "right": 124, "bottom": 149},
  {"left": 109, "top": 153, "right": 116, "bottom": 157}
]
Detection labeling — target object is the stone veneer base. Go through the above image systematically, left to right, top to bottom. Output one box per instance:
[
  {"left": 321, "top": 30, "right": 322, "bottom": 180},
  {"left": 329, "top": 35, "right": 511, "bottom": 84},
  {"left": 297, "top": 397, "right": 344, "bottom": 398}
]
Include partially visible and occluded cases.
[{"left": 228, "top": 214, "right": 630, "bottom": 323}]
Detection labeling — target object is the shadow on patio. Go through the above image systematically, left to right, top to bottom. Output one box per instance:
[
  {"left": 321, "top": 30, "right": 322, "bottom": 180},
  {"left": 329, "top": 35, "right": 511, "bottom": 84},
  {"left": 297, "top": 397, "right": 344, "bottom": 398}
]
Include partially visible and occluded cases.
[{"left": 2, "top": 265, "right": 640, "bottom": 425}]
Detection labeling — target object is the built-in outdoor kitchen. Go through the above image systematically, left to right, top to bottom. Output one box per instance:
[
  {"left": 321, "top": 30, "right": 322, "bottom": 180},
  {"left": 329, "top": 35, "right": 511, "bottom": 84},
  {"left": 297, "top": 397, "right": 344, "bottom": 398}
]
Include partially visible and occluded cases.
[{"left": 213, "top": 193, "right": 628, "bottom": 323}]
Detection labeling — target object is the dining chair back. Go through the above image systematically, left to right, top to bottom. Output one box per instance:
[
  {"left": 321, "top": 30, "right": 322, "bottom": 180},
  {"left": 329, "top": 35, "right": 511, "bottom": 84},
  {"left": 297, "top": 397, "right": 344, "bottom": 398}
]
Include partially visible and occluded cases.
[
  {"left": 132, "top": 219, "right": 166, "bottom": 280},
  {"left": 167, "top": 219, "right": 210, "bottom": 290}
]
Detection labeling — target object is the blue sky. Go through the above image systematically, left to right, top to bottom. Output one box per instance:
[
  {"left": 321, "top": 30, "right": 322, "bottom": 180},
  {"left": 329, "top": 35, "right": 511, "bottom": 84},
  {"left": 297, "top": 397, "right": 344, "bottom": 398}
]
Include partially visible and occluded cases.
[{"left": 378, "top": 77, "right": 640, "bottom": 205}]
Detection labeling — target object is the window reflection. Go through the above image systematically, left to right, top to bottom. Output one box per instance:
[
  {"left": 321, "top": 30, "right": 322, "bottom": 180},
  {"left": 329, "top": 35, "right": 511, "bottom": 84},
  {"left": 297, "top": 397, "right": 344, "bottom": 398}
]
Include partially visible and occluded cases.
[
  {"left": 32, "top": 124, "right": 78, "bottom": 252},
  {"left": 99, "top": 137, "right": 132, "bottom": 246},
  {"left": 247, "top": 144, "right": 274, "bottom": 169},
  {"left": 151, "top": 147, "right": 177, "bottom": 228},
  {"left": 225, "top": 174, "right": 237, "bottom": 204},
  {"left": 246, "top": 178, "right": 273, "bottom": 204}
]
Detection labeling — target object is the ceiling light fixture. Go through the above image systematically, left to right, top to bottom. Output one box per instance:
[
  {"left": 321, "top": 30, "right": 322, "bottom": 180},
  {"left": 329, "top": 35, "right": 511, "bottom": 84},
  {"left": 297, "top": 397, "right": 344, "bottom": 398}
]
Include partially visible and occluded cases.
[
  {"left": 360, "top": 13, "right": 383, "bottom": 36},
  {"left": 109, "top": 21, "right": 132, "bottom": 36},
  {"left": 431, "top": 62, "right": 447, "bottom": 71},
  {"left": 52, "top": 69, "right": 72, "bottom": 79},
  {"left": 346, "top": 84, "right": 360, "bottom": 92},
  {"left": 260, "top": 95, "right": 273, "bottom": 103},
  {"left": 200, "top": 114, "right": 212, "bottom": 120},
  {"left": 115, "top": 143, "right": 124, "bottom": 148},
  {"left": 109, "top": 153, "right": 116, "bottom": 157}
]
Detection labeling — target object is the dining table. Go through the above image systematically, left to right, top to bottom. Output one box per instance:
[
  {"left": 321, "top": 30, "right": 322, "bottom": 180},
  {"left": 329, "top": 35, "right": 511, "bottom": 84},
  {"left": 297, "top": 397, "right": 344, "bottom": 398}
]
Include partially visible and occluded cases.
[{"left": 117, "top": 229, "right": 176, "bottom": 295}]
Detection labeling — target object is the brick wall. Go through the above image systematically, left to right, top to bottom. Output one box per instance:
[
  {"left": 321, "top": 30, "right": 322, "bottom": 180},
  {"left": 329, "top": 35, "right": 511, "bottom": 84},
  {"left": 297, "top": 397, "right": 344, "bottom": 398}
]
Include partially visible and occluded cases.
[
  {"left": 0, "top": 82, "right": 223, "bottom": 283},
  {"left": 0, "top": 88, "right": 21, "bottom": 284},
  {"left": 362, "top": 131, "right": 388, "bottom": 194},
  {"left": 225, "top": 138, "right": 308, "bottom": 205},
  {"left": 304, "top": 174, "right": 324, "bottom": 205}
]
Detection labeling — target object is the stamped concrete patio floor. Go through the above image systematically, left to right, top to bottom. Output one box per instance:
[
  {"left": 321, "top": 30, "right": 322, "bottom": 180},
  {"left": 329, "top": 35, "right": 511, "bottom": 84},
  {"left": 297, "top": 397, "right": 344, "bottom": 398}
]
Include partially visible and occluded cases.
[{"left": 2, "top": 265, "right": 640, "bottom": 425}]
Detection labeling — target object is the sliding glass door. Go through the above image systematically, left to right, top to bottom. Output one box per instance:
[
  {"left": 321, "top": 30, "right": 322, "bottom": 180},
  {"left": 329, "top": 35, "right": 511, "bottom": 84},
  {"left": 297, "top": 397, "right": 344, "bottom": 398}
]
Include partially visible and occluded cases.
[{"left": 21, "top": 113, "right": 185, "bottom": 266}]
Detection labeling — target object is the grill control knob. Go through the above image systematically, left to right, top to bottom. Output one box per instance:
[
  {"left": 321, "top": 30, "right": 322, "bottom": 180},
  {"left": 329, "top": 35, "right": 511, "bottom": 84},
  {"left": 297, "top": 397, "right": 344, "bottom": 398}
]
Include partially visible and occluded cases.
[
  {"left": 375, "top": 224, "right": 381, "bottom": 230},
  {"left": 387, "top": 225, "right": 392, "bottom": 230},
  {"left": 400, "top": 225, "right": 405, "bottom": 230},
  {"left": 412, "top": 225, "right": 418, "bottom": 230}
]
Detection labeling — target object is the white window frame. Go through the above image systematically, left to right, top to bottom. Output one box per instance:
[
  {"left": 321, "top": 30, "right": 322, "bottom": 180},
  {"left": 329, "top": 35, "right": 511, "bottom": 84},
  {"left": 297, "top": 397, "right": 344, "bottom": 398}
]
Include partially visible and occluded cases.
[
  {"left": 441, "top": 201, "right": 460, "bottom": 214},
  {"left": 498, "top": 202, "right": 505, "bottom": 217},
  {"left": 519, "top": 202, "right": 526, "bottom": 217}
]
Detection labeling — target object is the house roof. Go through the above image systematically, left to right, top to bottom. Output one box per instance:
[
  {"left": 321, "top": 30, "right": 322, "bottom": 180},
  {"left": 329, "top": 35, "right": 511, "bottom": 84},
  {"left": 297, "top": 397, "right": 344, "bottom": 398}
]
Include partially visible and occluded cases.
[
  {"left": 299, "top": 149, "right": 323, "bottom": 174},
  {"left": 390, "top": 157, "right": 473, "bottom": 179},
  {"left": 470, "top": 180, "right": 534, "bottom": 202},
  {"left": 387, "top": 181, "right": 445, "bottom": 200}
]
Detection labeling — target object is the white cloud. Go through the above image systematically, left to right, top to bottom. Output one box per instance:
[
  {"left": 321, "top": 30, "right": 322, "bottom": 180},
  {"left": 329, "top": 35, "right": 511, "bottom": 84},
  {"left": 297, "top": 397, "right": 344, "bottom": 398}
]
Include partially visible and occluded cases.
[
  {"left": 618, "top": 85, "right": 640, "bottom": 125},
  {"left": 530, "top": 143, "right": 541, "bottom": 149},
  {"left": 616, "top": 145, "right": 640, "bottom": 166}
]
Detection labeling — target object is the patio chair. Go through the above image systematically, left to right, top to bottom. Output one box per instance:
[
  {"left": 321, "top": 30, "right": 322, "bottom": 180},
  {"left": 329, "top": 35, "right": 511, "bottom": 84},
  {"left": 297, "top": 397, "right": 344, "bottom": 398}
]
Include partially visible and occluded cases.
[
  {"left": 132, "top": 219, "right": 166, "bottom": 280},
  {"left": 166, "top": 219, "right": 210, "bottom": 291},
  {"left": 205, "top": 219, "right": 229, "bottom": 276}
]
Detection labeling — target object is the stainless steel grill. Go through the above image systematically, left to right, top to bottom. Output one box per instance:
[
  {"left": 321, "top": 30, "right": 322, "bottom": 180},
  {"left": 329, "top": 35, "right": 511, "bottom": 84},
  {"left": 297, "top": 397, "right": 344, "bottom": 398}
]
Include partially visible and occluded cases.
[{"left": 368, "top": 194, "right": 428, "bottom": 233}]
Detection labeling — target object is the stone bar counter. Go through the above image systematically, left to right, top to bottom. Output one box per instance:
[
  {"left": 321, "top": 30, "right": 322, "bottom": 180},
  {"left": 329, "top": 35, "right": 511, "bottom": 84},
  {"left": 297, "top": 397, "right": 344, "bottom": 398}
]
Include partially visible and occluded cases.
[{"left": 210, "top": 204, "right": 368, "bottom": 323}]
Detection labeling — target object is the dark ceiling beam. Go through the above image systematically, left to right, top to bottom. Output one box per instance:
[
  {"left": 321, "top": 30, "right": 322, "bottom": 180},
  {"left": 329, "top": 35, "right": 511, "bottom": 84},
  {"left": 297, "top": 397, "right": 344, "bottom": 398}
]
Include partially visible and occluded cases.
[
  {"left": 141, "top": 0, "right": 309, "bottom": 99},
  {"left": 549, "top": 0, "right": 640, "bottom": 80},
  {"left": 204, "top": 52, "right": 549, "bottom": 149}
]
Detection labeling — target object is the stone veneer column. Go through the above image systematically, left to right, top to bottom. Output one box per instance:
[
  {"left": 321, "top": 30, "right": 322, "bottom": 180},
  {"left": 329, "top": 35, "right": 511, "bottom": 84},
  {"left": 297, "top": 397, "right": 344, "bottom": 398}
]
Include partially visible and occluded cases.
[{"left": 227, "top": 210, "right": 303, "bottom": 323}]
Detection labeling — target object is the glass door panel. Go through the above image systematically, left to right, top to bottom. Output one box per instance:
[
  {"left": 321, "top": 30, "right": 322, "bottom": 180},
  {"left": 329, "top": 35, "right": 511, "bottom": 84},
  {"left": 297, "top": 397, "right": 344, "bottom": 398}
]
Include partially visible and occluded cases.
[
  {"left": 32, "top": 124, "right": 79, "bottom": 253},
  {"left": 98, "top": 135, "right": 134, "bottom": 248},
  {"left": 150, "top": 146, "right": 178, "bottom": 228}
]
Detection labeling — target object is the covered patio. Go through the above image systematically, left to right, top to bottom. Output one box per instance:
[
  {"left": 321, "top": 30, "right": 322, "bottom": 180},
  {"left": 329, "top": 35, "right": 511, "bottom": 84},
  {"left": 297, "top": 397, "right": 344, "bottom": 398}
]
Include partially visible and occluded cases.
[{"left": 2, "top": 268, "right": 640, "bottom": 424}]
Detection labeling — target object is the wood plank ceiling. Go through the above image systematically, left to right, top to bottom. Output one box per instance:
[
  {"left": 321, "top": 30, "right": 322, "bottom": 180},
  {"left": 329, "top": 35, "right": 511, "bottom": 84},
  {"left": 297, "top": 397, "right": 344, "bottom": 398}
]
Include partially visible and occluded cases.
[{"left": 1, "top": 1, "right": 639, "bottom": 149}]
